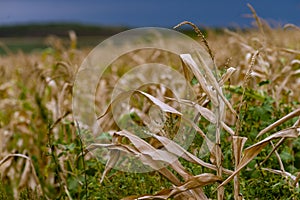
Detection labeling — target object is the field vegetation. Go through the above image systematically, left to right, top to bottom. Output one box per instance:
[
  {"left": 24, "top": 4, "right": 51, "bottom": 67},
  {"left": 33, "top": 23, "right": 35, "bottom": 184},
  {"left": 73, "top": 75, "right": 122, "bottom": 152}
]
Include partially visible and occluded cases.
[{"left": 1, "top": 6, "right": 300, "bottom": 199}]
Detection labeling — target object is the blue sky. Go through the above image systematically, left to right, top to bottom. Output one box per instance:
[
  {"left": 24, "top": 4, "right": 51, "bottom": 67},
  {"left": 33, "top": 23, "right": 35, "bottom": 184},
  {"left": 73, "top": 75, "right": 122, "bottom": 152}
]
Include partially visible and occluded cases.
[{"left": 0, "top": 0, "right": 299, "bottom": 28}]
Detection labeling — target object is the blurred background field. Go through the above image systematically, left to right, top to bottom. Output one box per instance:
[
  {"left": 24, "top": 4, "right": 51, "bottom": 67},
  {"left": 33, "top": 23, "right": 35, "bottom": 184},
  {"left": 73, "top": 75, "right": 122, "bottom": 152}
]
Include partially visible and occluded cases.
[{"left": 0, "top": 23, "right": 128, "bottom": 55}]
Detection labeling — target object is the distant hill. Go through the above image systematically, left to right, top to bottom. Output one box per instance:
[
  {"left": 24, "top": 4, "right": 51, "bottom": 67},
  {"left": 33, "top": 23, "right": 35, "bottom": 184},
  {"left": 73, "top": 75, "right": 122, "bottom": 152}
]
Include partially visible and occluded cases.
[
  {"left": 0, "top": 23, "right": 129, "bottom": 37},
  {"left": 0, "top": 23, "right": 214, "bottom": 54}
]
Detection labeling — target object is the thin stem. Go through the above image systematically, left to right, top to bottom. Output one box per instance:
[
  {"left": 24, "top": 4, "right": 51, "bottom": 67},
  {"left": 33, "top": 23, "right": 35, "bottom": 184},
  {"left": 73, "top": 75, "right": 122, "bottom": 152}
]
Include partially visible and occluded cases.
[{"left": 76, "top": 121, "right": 88, "bottom": 199}]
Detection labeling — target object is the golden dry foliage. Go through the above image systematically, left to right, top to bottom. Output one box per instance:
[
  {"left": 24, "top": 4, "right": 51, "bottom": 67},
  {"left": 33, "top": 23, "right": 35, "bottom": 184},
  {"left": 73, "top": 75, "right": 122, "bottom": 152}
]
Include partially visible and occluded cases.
[
  {"left": 0, "top": 5, "right": 300, "bottom": 199},
  {"left": 0, "top": 35, "right": 87, "bottom": 198}
]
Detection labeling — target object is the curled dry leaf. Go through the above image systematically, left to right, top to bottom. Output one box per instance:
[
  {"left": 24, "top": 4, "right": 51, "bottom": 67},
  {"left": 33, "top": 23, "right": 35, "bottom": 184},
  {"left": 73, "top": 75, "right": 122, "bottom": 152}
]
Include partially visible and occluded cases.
[
  {"left": 284, "top": 23, "right": 300, "bottom": 31},
  {"left": 277, "top": 47, "right": 300, "bottom": 55},
  {"left": 195, "top": 51, "right": 236, "bottom": 116},
  {"left": 180, "top": 53, "right": 237, "bottom": 116},
  {"left": 180, "top": 53, "right": 218, "bottom": 106},
  {"left": 291, "top": 59, "right": 300, "bottom": 65},
  {"left": 219, "top": 67, "right": 237, "bottom": 86},
  {"left": 97, "top": 90, "right": 181, "bottom": 120},
  {"left": 138, "top": 91, "right": 181, "bottom": 115},
  {"left": 164, "top": 94, "right": 235, "bottom": 136},
  {"left": 194, "top": 103, "right": 234, "bottom": 136},
  {"left": 194, "top": 104, "right": 216, "bottom": 124},
  {"left": 257, "top": 108, "right": 300, "bottom": 138},
  {"left": 221, "top": 122, "right": 235, "bottom": 135},
  {"left": 89, "top": 127, "right": 232, "bottom": 189},
  {"left": 218, "top": 127, "right": 300, "bottom": 188},
  {"left": 115, "top": 130, "right": 178, "bottom": 163},
  {"left": 117, "top": 130, "right": 232, "bottom": 178},
  {"left": 89, "top": 131, "right": 192, "bottom": 185},
  {"left": 99, "top": 134, "right": 122, "bottom": 183},
  {"left": 151, "top": 134, "right": 232, "bottom": 175},
  {"left": 232, "top": 136, "right": 248, "bottom": 199},
  {"left": 232, "top": 136, "right": 248, "bottom": 166},
  {"left": 258, "top": 138, "right": 285, "bottom": 168},
  {"left": 87, "top": 142, "right": 181, "bottom": 185},
  {"left": 209, "top": 144, "right": 224, "bottom": 165},
  {"left": 99, "top": 149, "right": 120, "bottom": 183},
  {"left": 0, "top": 154, "right": 41, "bottom": 195},
  {"left": 18, "top": 158, "right": 31, "bottom": 190},
  {"left": 262, "top": 168, "right": 299, "bottom": 188},
  {"left": 123, "top": 173, "right": 221, "bottom": 200},
  {"left": 174, "top": 187, "right": 208, "bottom": 200}
]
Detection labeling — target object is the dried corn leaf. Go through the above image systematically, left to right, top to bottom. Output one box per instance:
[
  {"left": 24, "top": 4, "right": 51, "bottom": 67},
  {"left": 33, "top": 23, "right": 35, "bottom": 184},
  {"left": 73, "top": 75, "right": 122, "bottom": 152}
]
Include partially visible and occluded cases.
[
  {"left": 278, "top": 47, "right": 300, "bottom": 55},
  {"left": 195, "top": 52, "right": 237, "bottom": 116},
  {"left": 180, "top": 53, "right": 237, "bottom": 116},
  {"left": 180, "top": 54, "right": 218, "bottom": 105},
  {"left": 181, "top": 58, "right": 194, "bottom": 82},
  {"left": 291, "top": 59, "right": 300, "bottom": 65},
  {"left": 219, "top": 67, "right": 237, "bottom": 86},
  {"left": 98, "top": 90, "right": 181, "bottom": 119},
  {"left": 138, "top": 91, "right": 181, "bottom": 115},
  {"left": 162, "top": 97, "right": 234, "bottom": 135},
  {"left": 194, "top": 104, "right": 216, "bottom": 124},
  {"left": 257, "top": 108, "right": 300, "bottom": 138},
  {"left": 221, "top": 122, "right": 235, "bottom": 135},
  {"left": 218, "top": 127, "right": 300, "bottom": 188},
  {"left": 114, "top": 130, "right": 195, "bottom": 183},
  {"left": 115, "top": 130, "right": 178, "bottom": 163},
  {"left": 151, "top": 134, "right": 232, "bottom": 175},
  {"left": 99, "top": 135, "right": 121, "bottom": 183},
  {"left": 117, "top": 135, "right": 193, "bottom": 182},
  {"left": 232, "top": 136, "right": 248, "bottom": 166},
  {"left": 232, "top": 136, "right": 247, "bottom": 199},
  {"left": 258, "top": 138, "right": 285, "bottom": 167},
  {"left": 88, "top": 143, "right": 181, "bottom": 185},
  {"left": 88, "top": 143, "right": 167, "bottom": 170},
  {"left": 209, "top": 144, "right": 224, "bottom": 166},
  {"left": 100, "top": 149, "right": 120, "bottom": 183},
  {"left": 0, "top": 154, "right": 41, "bottom": 195},
  {"left": 0, "top": 154, "right": 30, "bottom": 168},
  {"left": 18, "top": 158, "right": 31, "bottom": 190},
  {"left": 169, "top": 160, "right": 192, "bottom": 181},
  {"left": 262, "top": 168, "right": 299, "bottom": 187},
  {"left": 125, "top": 173, "right": 221, "bottom": 200},
  {"left": 174, "top": 187, "right": 208, "bottom": 200}
]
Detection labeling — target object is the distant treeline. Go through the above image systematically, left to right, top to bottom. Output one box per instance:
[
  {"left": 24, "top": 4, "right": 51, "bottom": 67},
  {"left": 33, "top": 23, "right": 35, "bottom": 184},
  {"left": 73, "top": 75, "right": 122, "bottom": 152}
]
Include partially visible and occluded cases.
[
  {"left": 0, "top": 23, "right": 129, "bottom": 37},
  {"left": 0, "top": 23, "right": 227, "bottom": 38}
]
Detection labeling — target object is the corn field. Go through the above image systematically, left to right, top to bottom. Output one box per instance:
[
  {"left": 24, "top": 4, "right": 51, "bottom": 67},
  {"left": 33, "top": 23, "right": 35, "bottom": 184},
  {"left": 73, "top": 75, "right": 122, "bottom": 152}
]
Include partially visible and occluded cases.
[{"left": 1, "top": 6, "right": 300, "bottom": 200}]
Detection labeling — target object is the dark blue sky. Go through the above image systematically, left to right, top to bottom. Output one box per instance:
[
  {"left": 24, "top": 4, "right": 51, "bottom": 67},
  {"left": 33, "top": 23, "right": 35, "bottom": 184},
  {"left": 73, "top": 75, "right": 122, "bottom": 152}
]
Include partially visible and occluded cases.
[{"left": 0, "top": 0, "right": 299, "bottom": 28}]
